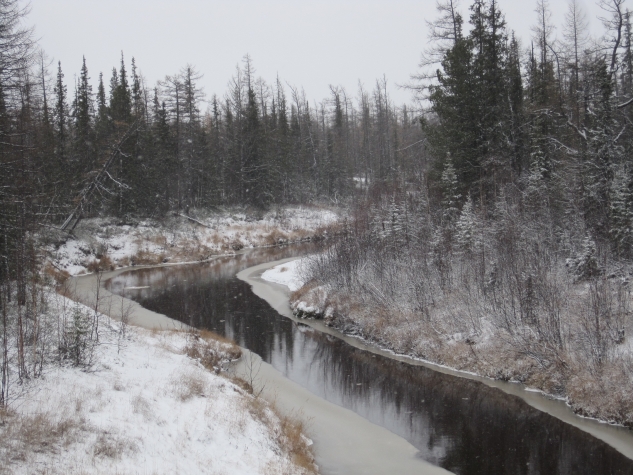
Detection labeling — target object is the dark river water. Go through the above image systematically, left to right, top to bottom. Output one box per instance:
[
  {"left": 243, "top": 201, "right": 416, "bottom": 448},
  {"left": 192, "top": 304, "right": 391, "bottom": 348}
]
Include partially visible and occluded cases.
[{"left": 105, "top": 244, "right": 633, "bottom": 475}]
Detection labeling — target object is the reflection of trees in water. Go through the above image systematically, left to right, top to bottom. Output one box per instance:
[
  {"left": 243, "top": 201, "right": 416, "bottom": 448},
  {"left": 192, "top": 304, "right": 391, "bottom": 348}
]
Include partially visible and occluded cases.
[
  {"left": 108, "top": 246, "right": 633, "bottom": 475},
  {"left": 295, "top": 330, "right": 633, "bottom": 474}
]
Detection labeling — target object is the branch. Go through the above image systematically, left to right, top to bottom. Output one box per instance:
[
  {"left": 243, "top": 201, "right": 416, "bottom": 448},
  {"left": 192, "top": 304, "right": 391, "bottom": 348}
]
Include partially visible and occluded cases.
[
  {"left": 617, "top": 97, "right": 633, "bottom": 108},
  {"left": 566, "top": 120, "right": 587, "bottom": 141},
  {"left": 614, "top": 124, "right": 627, "bottom": 143},
  {"left": 547, "top": 137, "right": 579, "bottom": 155},
  {"left": 177, "top": 213, "right": 212, "bottom": 228}
]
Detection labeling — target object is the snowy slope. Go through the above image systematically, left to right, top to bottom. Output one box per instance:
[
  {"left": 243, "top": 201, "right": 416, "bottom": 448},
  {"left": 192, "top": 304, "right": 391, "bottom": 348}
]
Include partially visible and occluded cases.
[{"left": 0, "top": 293, "right": 315, "bottom": 475}]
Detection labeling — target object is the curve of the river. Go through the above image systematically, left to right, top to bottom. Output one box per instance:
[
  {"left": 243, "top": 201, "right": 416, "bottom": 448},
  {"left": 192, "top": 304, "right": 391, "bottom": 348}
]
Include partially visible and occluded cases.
[{"left": 92, "top": 244, "right": 633, "bottom": 475}]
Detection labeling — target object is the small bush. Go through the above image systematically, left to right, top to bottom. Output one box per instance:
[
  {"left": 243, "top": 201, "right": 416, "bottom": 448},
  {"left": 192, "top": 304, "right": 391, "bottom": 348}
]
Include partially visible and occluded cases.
[
  {"left": 266, "top": 229, "right": 289, "bottom": 246},
  {"left": 130, "top": 249, "right": 165, "bottom": 266},
  {"left": 86, "top": 254, "right": 115, "bottom": 272},
  {"left": 43, "top": 263, "right": 70, "bottom": 286},
  {"left": 59, "top": 303, "right": 95, "bottom": 367},
  {"left": 183, "top": 329, "right": 242, "bottom": 371}
]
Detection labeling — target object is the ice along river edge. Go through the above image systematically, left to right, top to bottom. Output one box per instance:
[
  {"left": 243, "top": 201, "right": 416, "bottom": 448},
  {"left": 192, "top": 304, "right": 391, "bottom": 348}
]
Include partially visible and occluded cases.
[
  {"left": 238, "top": 256, "right": 633, "bottom": 463},
  {"left": 72, "top": 258, "right": 449, "bottom": 475}
]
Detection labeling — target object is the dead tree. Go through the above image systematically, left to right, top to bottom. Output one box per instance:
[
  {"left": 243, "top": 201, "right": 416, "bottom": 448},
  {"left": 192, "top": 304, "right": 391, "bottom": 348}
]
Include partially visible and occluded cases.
[{"left": 61, "top": 121, "right": 139, "bottom": 232}]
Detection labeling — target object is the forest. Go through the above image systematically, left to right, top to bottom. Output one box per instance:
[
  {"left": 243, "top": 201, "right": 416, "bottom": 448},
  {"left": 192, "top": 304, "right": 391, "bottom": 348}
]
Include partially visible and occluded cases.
[
  {"left": 2, "top": 0, "right": 633, "bottom": 426},
  {"left": 299, "top": 0, "right": 633, "bottom": 426}
]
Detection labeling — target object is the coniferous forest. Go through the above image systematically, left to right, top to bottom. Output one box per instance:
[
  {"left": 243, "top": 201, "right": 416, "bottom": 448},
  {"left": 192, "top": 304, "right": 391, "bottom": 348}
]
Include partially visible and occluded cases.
[
  {"left": 3, "top": 0, "right": 633, "bottom": 431},
  {"left": 300, "top": 0, "right": 633, "bottom": 427}
]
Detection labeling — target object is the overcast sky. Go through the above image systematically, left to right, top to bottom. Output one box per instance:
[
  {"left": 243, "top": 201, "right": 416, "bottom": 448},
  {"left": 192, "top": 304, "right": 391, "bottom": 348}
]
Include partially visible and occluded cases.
[{"left": 27, "top": 0, "right": 609, "bottom": 107}]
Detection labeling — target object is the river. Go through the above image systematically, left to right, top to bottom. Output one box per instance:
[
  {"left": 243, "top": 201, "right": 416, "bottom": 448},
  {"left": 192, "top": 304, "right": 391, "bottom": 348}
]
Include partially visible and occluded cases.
[{"left": 101, "top": 244, "right": 633, "bottom": 475}]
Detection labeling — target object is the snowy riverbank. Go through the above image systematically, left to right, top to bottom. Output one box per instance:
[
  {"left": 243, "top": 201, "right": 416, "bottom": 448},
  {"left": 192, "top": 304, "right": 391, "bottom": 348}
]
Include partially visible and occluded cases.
[
  {"left": 46, "top": 206, "right": 340, "bottom": 277},
  {"left": 2, "top": 208, "right": 339, "bottom": 475},
  {"left": 262, "top": 258, "right": 633, "bottom": 443},
  {"left": 0, "top": 291, "right": 316, "bottom": 475}
]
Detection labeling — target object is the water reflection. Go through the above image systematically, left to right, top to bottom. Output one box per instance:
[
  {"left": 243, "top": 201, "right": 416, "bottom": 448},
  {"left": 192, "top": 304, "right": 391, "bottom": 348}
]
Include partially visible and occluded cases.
[{"left": 106, "top": 246, "right": 633, "bottom": 475}]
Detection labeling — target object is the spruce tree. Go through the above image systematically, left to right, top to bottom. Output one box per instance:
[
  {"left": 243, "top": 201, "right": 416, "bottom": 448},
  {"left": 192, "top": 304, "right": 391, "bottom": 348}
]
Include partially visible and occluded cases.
[
  {"left": 110, "top": 53, "right": 131, "bottom": 124},
  {"left": 73, "top": 56, "right": 95, "bottom": 173},
  {"left": 53, "top": 61, "right": 68, "bottom": 171}
]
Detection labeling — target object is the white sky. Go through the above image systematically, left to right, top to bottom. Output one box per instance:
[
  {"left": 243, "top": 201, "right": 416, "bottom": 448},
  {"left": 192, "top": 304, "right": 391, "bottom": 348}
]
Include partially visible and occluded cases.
[{"left": 27, "top": 0, "right": 609, "bottom": 107}]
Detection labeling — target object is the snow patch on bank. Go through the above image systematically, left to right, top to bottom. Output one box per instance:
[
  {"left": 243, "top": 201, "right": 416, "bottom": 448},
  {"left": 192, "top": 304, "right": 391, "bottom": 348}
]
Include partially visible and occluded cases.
[{"left": 261, "top": 259, "right": 307, "bottom": 292}]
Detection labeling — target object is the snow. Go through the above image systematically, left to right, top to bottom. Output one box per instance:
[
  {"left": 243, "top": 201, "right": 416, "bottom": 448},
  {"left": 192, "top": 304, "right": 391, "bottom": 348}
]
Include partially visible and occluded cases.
[
  {"left": 48, "top": 207, "right": 340, "bottom": 276},
  {"left": 261, "top": 259, "right": 307, "bottom": 292},
  {"left": 1, "top": 293, "right": 313, "bottom": 475}
]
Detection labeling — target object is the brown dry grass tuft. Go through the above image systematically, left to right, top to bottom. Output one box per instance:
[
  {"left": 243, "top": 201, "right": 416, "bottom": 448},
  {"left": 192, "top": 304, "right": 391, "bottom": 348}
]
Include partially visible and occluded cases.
[
  {"left": 265, "top": 229, "right": 289, "bottom": 246},
  {"left": 148, "top": 234, "right": 168, "bottom": 248},
  {"left": 130, "top": 250, "right": 166, "bottom": 266},
  {"left": 86, "top": 255, "right": 115, "bottom": 273},
  {"left": 116, "top": 256, "right": 130, "bottom": 268},
  {"left": 44, "top": 263, "right": 70, "bottom": 286},
  {"left": 290, "top": 280, "right": 320, "bottom": 304},
  {"left": 183, "top": 329, "right": 242, "bottom": 370},
  {"left": 171, "top": 369, "right": 208, "bottom": 401},
  {"left": 226, "top": 374, "right": 254, "bottom": 394},
  {"left": 234, "top": 389, "right": 317, "bottom": 473},
  {"left": 0, "top": 410, "right": 83, "bottom": 466},
  {"left": 277, "top": 414, "right": 316, "bottom": 472},
  {"left": 93, "top": 431, "right": 138, "bottom": 459}
]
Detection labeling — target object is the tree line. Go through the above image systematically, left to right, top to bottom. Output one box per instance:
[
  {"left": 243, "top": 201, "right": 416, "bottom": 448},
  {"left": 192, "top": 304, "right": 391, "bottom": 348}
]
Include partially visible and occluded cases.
[
  {"left": 303, "top": 0, "right": 633, "bottom": 421},
  {"left": 419, "top": 0, "right": 633, "bottom": 258},
  {"left": 44, "top": 56, "right": 424, "bottom": 221}
]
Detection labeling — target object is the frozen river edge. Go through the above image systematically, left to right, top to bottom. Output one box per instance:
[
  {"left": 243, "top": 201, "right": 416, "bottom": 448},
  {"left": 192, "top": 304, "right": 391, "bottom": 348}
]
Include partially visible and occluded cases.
[{"left": 258, "top": 258, "right": 633, "bottom": 464}]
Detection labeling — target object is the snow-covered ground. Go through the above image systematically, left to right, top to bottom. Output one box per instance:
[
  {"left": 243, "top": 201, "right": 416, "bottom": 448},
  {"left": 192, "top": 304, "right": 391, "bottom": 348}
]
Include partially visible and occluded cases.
[
  {"left": 48, "top": 207, "right": 340, "bottom": 276},
  {"left": 261, "top": 259, "right": 307, "bottom": 292},
  {"left": 0, "top": 293, "right": 316, "bottom": 475}
]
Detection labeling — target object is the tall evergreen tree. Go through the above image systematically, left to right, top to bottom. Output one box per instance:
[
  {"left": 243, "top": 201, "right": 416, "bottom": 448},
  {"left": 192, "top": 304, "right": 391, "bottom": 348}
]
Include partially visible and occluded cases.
[
  {"left": 110, "top": 53, "right": 131, "bottom": 124},
  {"left": 73, "top": 56, "right": 95, "bottom": 174},
  {"left": 53, "top": 61, "right": 68, "bottom": 171}
]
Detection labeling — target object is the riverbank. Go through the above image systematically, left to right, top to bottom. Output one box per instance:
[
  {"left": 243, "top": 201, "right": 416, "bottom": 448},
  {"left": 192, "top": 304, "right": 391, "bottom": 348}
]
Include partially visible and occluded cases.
[
  {"left": 45, "top": 206, "right": 340, "bottom": 277},
  {"left": 2, "top": 208, "right": 341, "bottom": 475},
  {"left": 237, "top": 258, "right": 452, "bottom": 475},
  {"left": 261, "top": 258, "right": 633, "bottom": 461},
  {"left": 0, "top": 290, "right": 316, "bottom": 475}
]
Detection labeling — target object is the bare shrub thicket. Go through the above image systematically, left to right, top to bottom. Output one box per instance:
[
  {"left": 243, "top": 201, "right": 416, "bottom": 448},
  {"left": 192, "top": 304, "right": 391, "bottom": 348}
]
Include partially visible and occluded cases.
[
  {"left": 301, "top": 185, "right": 633, "bottom": 424},
  {"left": 1, "top": 264, "right": 130, "bottom": 410}
]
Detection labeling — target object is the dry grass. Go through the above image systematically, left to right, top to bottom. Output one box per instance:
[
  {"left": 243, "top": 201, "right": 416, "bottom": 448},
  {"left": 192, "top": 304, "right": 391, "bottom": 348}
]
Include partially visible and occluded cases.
[
  {"left": 265, "top": 229, "right": 290, "bottom": 246},
  {"left": 148, "top": 234, "right": 168, "bottom": 248},
  {"left": 169, "top": 239, "right": 214, "bottom": 261},
  {"left": 130, "top": 249, "right": 165, "bottom": 266},
  {"left": 86, "top": 255, "right": 115, "bottom": 273},
  {"left": 116, "top": 256, "right": 130, "bottom": 268},
  {"left": 44, "top": 263, "right": 70, "bottom": 286},
  {"left": 290, "top": 281, "right": 321, "bottom": 305},
  {"left": 183, "top": 329, "right": 242, "bottom": 371},
  {"left": 566, "top": 360, "right": 633, "bottom": 426},
  {"left": 170, "top": 369, "right": 208, "bottom": 401},
  {"left": 227, "top": 374, "right": 254, "bottom": 394},
  {"left": 233, "top": 388, "right": 317, "bottom": 474},
  {"left": 131, "top": 394, "right": 153, "bottom": 422},
  {"left": 0, "top": 409, "right": 83, "bottom": 467},
  {"left": 277, "top": 414, "right": 316, "bottom": 472},
  {"left": 93, "top": 431, "right": 138, "bottom": 460}
]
